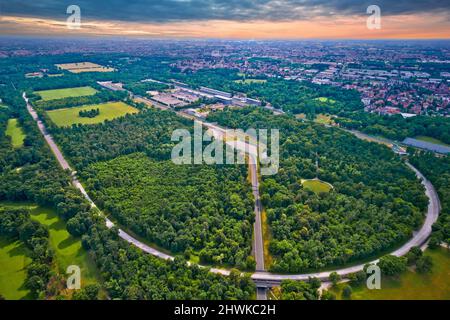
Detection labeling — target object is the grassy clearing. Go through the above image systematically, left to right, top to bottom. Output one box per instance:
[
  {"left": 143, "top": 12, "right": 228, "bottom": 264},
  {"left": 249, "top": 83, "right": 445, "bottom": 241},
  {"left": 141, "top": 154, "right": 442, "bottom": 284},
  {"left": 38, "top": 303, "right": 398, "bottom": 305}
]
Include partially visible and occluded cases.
[
  {"left": 35, "top": 86, "right": 97, "bottom": 101},
  {"left": 315, "top": 97, "right": 336, "bottom": 104},
  {"left": 46, "top": 101, "right": 139, "bottom": 127},
  {"left": 314, "top": 114, "right": 333, "bottom": 125},
  {"left": 6, "top": 118, "right": 26, "bottom": 148},
  {"left": 414, "top": 136, "right": 450, "bottom": 147},
  {"left": 301, "top": 179, "right": 333, "bottom": 194},
  {"left": 0, "top": 202, "right": 101, "bottom": 290},
  {"left": 29, "top": 207, "right": 101, "bottom": 288},
  {"left": 261, "top": 208, "right": 273, "bottom": 269},
  {"left": 0, "top": 238, "right": 33, "bottom": 300},
  {"left": 332, "top": 248, "right": 450, "bottom": 300}
]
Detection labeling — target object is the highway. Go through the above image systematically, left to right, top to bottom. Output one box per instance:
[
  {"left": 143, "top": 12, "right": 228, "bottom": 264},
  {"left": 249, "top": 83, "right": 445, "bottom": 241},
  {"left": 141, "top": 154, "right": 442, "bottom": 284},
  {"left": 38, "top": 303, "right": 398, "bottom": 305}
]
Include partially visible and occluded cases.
[{"left": 24, "top": 93, "right": 441, "bottom": 298}]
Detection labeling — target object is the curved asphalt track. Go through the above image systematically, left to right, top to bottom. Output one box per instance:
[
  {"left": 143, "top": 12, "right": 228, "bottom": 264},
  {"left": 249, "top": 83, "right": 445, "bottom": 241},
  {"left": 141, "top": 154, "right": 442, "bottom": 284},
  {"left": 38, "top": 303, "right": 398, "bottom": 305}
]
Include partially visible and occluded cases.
[{"left": 24, "top": 93, "right": 441, "bottom": 288}]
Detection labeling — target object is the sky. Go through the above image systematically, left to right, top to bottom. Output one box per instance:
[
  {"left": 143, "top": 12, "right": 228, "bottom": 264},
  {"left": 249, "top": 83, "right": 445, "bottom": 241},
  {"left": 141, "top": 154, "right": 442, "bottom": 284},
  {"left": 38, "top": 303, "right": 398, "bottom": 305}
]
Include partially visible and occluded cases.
[{"left": 1, "top": 0, "right": 449, "bottom": 39}]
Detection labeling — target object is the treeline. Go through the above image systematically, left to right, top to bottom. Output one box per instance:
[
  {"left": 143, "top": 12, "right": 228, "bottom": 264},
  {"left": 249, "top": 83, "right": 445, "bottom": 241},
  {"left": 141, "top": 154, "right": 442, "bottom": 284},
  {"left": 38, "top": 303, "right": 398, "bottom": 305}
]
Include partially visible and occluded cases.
[
  {"left": 31, "top": 89, "right": 128, "bottom": 111},
  {"left": 207, "top": 107, "right": 428, "bottom": 273},
  {"left": 79, "top": 108, "right": 100, "bottom": 118},
  {"left": 410, "top": 152, "right": 450, "bottom": 246},
  {"left": 81, "top": 153, "right": 255, "bottom": 269},
  {"left": 0, "top": 207, "right": 54, "bottom": 298}
]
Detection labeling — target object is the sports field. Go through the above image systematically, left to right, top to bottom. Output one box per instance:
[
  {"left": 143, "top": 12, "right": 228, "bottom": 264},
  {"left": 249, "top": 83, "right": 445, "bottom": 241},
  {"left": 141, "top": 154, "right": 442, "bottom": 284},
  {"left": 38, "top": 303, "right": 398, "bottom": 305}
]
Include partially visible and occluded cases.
[
  {"left": 56, "top": 62, "right": 115, "bottom": 73},
  {"left": 35, "top": 86, "right": 97, "bottom": 101},
  {"left": 46, "top": 101, "right": 139, "bottom": 127},
  {"left": 5, "top": 118, "right": 26, "bottom": 148},
  {"left": 301, "top": 179, "right": 333, "bottom": 194},
  {"left": 0, "top": 238, "right": 32, "bottom": 300}
]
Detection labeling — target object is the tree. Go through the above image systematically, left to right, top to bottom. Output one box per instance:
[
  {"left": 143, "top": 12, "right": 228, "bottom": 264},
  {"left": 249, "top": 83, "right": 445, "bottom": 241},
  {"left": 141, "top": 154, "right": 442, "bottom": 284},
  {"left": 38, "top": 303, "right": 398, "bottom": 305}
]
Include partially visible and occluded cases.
[
  {"left": 406, "top": 247, "right": 422, "bottom": 265},
  {"left": 378, "top": 255, "right": 407, "bottom": 277},
  {"left": 416, "top": 256, "right": 433, "bottom": 274},
  {"left": 329, "top": 272, "right": 340, "bottom": 287},
  {"left": 342, "top": 285, "right": 353, "bottom": 299},
  {"left": 321, "top": 290, "right": 336, "bottom": 300}
]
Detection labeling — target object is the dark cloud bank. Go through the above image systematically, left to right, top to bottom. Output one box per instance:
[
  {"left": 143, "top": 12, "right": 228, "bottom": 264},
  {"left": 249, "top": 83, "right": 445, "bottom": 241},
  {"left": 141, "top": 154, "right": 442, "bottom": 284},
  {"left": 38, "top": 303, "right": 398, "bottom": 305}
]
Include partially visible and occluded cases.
[{"left": 1, "top": 0, "right": 449, "bottom": 22}]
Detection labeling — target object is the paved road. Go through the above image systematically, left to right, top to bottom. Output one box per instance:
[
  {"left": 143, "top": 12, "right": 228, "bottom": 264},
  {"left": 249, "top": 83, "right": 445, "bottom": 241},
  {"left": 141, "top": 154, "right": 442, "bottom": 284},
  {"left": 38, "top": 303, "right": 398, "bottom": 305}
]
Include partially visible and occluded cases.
[{"left": 24, "top": 93, "right": 441, "bottom": 291}]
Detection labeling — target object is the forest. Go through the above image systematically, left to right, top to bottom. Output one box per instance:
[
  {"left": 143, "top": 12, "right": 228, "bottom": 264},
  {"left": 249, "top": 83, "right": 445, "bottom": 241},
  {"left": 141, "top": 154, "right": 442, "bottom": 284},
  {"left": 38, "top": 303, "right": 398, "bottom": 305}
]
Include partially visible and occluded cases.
[
  {"left": 0, "top": 84, "right": 256, "bottom": 299},
  {"left": 207, "top": 107, "right": 428, "bottom": 272},
  {"left": 410, "top": 152, "right": 450, "bottom": 246},
  {"left": 80, "top": 153, "right": 255, "bottom": 269}
]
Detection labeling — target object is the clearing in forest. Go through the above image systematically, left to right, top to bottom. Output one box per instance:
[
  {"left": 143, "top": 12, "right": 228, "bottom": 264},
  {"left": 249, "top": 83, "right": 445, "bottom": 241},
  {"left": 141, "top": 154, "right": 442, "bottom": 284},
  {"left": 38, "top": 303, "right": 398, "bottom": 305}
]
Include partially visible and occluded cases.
[
  {"left": 35, "top": 86, "right": 98, "bottom": 101},
  {"left": 46, "top": 101, "right": 139, "bottom": 127}
]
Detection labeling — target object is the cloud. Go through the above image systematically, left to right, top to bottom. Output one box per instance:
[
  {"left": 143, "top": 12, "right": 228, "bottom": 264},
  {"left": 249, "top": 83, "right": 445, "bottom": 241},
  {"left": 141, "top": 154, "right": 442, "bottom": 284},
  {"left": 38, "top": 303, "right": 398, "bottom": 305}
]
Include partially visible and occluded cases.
[{"left": 1, "top": 0, "right": 449, "bottom": 23}]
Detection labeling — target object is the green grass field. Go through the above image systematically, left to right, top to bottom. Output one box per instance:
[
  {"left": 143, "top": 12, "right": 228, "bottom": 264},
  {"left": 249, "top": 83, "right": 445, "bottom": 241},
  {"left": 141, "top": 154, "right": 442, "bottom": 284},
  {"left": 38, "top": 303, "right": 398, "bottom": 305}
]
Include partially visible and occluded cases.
[
  {"left": 35, "top": 86, "right": 97, "bottom": 101},
  {"left": 315, "top": 97, "right": 336, "bottom": 104},
  {"left": 46, "top": 101, "right": 139, "bottom": 127},
  {"left": 314, "top": 114, "right": 333, "bottom": 125},
  {"left": 5, "top": 118, "right": 26, "bottom": 148},
  {"left": 415, "top": 136, "right": 450, "bottom": 147},
  {"left": 301, "top": 179, "right": 333, "bottom": 194},
  {"left": 0, "top": 203, "right": 101, "bottom": 291},
  {"left": 0, "top": 238, "right": 33, "bottom": 300},
  {"left": 332, "top": 248, "right": 450, "bottom": 300}
]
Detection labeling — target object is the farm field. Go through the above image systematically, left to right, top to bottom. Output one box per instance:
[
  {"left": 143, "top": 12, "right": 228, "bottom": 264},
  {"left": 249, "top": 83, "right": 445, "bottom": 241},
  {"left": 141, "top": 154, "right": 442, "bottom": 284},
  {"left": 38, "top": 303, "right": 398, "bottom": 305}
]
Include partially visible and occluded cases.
[
  {"left": 55, "top": 62, "right": 115, "bottom": 73},
  {"left": 35, "top": 86, "right": 97, "bottom": 101},
  {"left": 46, "top": 101, "right": 139, "bottom": 127},
  {"left": 5, "top": 118, "right": 26, "bottom": 148},
  {"left": 415, "top": 136, "right": 450, "bottom": 147},
  {"left": 301, "top": 179, "right": 333, "bottom": 194},
  {"left": 0, "top": 202, "right": 101, "bottom": 290},
  {"left": 0, "top": 238, "right": 32, "bottom": 300},
  {"left": 332, "top": 248, "right": 450, "bottom": 300}
]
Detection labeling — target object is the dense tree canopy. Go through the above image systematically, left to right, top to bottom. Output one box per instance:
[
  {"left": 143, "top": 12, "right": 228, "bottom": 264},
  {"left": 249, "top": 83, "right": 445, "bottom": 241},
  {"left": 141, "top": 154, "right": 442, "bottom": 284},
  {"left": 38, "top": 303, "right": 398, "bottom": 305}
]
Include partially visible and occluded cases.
[{"left": 208, "top": 107, "right": 428, "bottom": 272}]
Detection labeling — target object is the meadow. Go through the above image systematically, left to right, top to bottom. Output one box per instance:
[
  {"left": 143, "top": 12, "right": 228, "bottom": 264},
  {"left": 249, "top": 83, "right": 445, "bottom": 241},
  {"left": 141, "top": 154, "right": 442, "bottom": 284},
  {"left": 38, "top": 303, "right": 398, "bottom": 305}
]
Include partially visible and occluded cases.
[
  {"left": 35, "top": 86, "right": 97, "bottom": 101},
  {"left": 46, "top": 101, "right": 139, "bottom": 127},
  {"left": 5, "top": 118, "right": 26, "bottom": 148},
  {"left": 301, "top": 179, "right": 333, "bottom": 194},
  {"left": 0, "top": 203, "right": 101, "bottom": 292},
  {"left": 0, "top": 238, "right": 32, "bottom": 300},
  {"left": 333, "top": 248, "right": 450, "bottom": 300}
]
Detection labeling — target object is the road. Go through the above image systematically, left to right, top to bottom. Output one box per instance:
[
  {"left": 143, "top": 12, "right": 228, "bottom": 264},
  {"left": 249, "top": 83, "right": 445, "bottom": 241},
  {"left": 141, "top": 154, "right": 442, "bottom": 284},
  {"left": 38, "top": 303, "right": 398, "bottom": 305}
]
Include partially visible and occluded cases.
[{"left": 24, "top": 93, "right": 441, "bottom": 295}]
